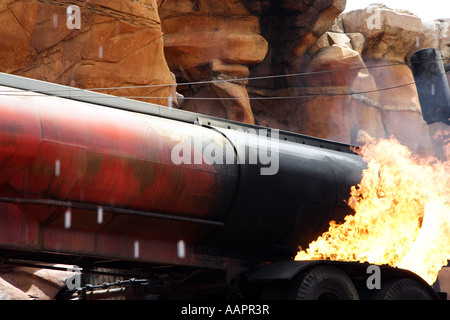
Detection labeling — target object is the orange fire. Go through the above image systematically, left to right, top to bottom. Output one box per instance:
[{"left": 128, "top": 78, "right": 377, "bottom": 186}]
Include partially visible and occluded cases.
[{"left": 295, "top": 136, "right": 450, "bottom": 285}]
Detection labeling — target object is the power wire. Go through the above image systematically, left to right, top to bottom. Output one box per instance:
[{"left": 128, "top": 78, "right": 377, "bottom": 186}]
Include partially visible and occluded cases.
[
  {"left": 0, "top": 58, "right": 444, "bottom": 100},
  {"left": 0, "top": 58, "right": 439, "bottom": 94},
  {"left": 83, "top": 58, "right": 445, "bottom": 92},
  {"left": 85, "top": 61, "right": 410, "bottom": 91},
  {"left": 0, "top": 80, "right": 419, "bottom": 100},
  {"left": 106, "top": 81, "right": 417, "bottom": 101}
]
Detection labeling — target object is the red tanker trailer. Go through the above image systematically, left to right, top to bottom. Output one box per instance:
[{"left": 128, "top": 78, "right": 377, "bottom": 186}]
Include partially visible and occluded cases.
[
  {"left": 0, "top": 48, "right": 447, "bottom": 300},
  {"left": 0, "top": 72, "right": 361, "bottom": 273}
]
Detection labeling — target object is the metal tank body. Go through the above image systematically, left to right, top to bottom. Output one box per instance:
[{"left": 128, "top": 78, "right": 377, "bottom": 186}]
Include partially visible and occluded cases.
[
  {"left": 0, "top": 73, "right": 365, "bottom": 268},
  {"left": 0, "top": 83, "right": 237, "bottom": 267},
  {"left": 205, "top": 127, "right": 365, "bottom": 257}
]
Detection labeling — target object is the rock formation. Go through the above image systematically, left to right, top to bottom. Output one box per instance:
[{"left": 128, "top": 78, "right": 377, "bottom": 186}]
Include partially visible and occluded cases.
[
  {"left": 0, "top": 0, "right": 175, "bottom": 105},
  {"left": 159, "top": 0, "right": 269, "bottom": 123},
  {"left": 159, "top": 1, "right": 449, "bottom": 155},
  {"left": 340, "top": 4, "right": 432, "bottom": 153},
  {"left": 0, "top": 265, "right": 74, "bottom": 300}
]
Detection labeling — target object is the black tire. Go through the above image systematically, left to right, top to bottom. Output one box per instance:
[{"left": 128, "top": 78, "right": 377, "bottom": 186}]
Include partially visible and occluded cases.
[
  {"left": 289, "top": 265, "right": 359, "bottom": 300},
  {"left": 371, "top": 278, "right": 434, "bottom": 300}
]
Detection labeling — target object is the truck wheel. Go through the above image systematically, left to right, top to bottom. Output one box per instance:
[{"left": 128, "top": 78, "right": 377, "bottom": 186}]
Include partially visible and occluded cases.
[
  {"left": 289, "top": 265, "right": 359, "bottom": 300},
  {"left": 371, "top": 278, "right": 434, "bottom": 300}
]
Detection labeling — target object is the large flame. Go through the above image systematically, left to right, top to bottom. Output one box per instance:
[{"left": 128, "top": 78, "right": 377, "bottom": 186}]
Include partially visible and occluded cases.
[{"left": 295, "top": 136, "right": 450, "bottom": 285}]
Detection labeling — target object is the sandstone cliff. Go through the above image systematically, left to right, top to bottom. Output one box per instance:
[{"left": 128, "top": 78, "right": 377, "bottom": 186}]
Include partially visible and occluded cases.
[
  {"left": 0, "top": 0, "right": 174, "bottom": 105},
  {"left": 160, "top": 1, "right": 449, "bottom": 155}
]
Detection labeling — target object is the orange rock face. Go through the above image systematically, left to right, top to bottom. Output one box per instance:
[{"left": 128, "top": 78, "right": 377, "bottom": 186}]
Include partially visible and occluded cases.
[
  {"left": 0, "top": 0, "right": 174, "bottom": 106},
  {"left": 159, "top": 0, "right": 268, "bottom": 123},
  {"left": 247, "top": 2, "right": 443, "bottom": 154},
  {"left": 340, "top": 4, "right": 434, "bottom": 153},
  {"left": 342, "top": 4, "right": 423, "bottom": 62},
  {"left": 301, "top": 45, "right": 385, "bottom": 144},
  {"left": 0, "top": 266, "right": 73, "bottom": 300}
]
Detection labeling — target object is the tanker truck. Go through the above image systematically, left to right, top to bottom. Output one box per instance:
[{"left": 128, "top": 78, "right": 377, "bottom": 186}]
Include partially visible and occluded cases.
[{"left": 0, "top": 48, "right": 447, "bottom": 300}]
